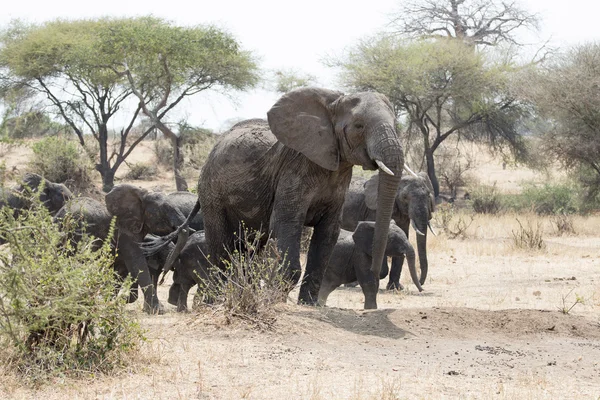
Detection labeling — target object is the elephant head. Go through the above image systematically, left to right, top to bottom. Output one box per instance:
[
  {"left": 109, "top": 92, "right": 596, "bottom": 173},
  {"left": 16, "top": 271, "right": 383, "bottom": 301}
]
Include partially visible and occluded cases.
[
  {"left": 267, "top": 88, "right": 404, "bottom": 308},
  {"left": 363, "top": 171, "right": 435, "bottom": 285},
  {"left": 19, "top": 173, "right": 73, "bottom": 215},
  {"left": 105, "top": 184, "right": 189, "bottom": 240},
  {"left": 352, "top": 221, "right": 423, "bottom": 292}
]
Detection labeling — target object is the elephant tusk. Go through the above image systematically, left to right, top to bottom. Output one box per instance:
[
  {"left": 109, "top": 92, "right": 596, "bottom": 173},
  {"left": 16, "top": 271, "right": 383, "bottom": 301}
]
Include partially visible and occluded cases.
[
  {"left": 375, "top": 160, "right": 395, "bottom": 176},
  {"left": 403, "top": 164, "right": 419, "bottom": 178},
  {"left": 411, "top": 219, "right": 425, "bottom": 236},
  {"left": 428, "top": 222, "right": 437, "bottom": 236}
]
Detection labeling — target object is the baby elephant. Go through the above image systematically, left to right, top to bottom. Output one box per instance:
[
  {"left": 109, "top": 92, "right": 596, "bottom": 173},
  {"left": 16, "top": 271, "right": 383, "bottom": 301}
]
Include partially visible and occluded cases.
[
  {"left": 318, "top": 221, "right": 423, "bottom": 308},
  {"left": 167, "top": 230, "right": 212, "bottom": 312}
]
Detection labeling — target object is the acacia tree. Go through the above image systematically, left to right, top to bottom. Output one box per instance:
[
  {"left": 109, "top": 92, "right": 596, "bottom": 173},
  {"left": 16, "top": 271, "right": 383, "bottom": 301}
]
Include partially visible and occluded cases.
[
  {"left": 391, "top": 0, "right": 539, "bottom": 47},
  {"left": 0, "top": 18, "right": 258, "bottom": 191},
  {"left": 104, "top": 18, "right": 259, "bottom": 190},
  {"left": 336, "top": 37, "right": 527, "bottom": 196},
  {"left": 523, "top": 43, "right": 600, "bottom": 197}
]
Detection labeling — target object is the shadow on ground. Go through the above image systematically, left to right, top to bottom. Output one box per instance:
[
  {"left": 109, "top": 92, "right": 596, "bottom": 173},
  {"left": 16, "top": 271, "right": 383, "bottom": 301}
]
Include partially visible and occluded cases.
[{"left": 289, "top": 307, "right": 410, "bottom": 339}]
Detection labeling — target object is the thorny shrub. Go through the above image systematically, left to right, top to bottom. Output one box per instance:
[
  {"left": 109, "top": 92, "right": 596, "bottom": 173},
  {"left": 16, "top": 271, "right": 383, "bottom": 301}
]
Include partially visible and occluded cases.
[
  {"left": 29, "top": 136, "right": 94, "bottom": 193},
  {"left": 125, "top": 162, "right": 158, "bottom": 180},
  {"left": 470, "top": 184, "right": 502, "bottom": 215},
  {"left": 0, "top": 193, "right": 143, "bottom": 383},
  {"left": 434, "top": 203, "right": 474, "bottom": 239},
  {"left": 511, "top": 218, "right": 546, "bottom": 251},
  {"left": 196, "top": 226, "right": 292, "bottom": 330}
]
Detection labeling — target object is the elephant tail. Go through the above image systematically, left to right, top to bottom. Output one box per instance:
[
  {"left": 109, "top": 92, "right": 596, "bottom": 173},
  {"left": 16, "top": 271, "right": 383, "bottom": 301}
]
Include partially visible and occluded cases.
[{"left": 141, "top": 200, "right": 200, "bottom": 257}]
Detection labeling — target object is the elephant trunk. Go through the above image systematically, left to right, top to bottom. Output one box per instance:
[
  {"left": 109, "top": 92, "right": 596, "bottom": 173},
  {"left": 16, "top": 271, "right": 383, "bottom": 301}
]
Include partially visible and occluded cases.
[
  {"left": 366, "top": 124, "right": 404, "bottom": 309},
  {"left": 409, "top": 202, "right": 430, "bottom": 285},
  {"left": 416, "top": 230, "right": 428, "bottom": 285},
  {"left": 404, "top": 246, "right": 423, "bottom": 292}
]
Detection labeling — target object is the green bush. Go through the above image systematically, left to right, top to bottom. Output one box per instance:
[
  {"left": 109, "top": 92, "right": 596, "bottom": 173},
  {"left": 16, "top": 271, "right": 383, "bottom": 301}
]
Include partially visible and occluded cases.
[
  {"left": 29, "top": 136, "right": 93, "bottom": 191},
  {"left": 501, "top": 183, "right": 579, "bottom": 215},
  {"left": 520, "top": 183, "right": 578, "bottom": 215},
  {"left": 470, "top": 184, "right": 502, "bottom": 214},
  {"left": 0, "top": 194, "right": 143, "bottom": 381}
]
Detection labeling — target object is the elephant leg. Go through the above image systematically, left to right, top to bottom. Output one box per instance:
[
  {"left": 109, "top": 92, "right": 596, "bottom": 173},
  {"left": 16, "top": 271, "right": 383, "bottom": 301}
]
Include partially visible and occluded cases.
[
  {"left": 269, "top": 200, "right": 304, "bottom": 287},
  {"left": 203, "top": 206, "right": 231, "bottom": 271},
  {"left": 299, "top": 213, "right": 342, "bottom": 305},
  {"left": 387, "top": 221, "right": 409, "bottom": 290},
  {"left": 118, "top": 236, "right": 164, "bottom": 315},
  {"left": 355, "top": 256, "right": 379, "bottom": 310},
  {"left": 386, "top": 256, "right": 405, "bottom": 291},
  {"left": 380, "top": 257, "right": 390, "bottom": 279},
  {"left": 149, "top": 267, "right": 161, "bottom": 289},
  {"left": 317, "top": 280, "right": 340, "bottom": 307},
  {"left": 128, "top": 281, "right": 139, "bottom": 303},
  {"left": 168, "top": 283, "right": 193, "bottom": 312}
]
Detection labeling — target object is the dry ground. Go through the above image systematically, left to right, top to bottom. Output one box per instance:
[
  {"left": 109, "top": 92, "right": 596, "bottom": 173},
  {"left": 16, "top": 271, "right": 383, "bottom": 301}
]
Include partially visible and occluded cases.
[{"left": 1, "top": 140, "right": 599, "bottom": 399}]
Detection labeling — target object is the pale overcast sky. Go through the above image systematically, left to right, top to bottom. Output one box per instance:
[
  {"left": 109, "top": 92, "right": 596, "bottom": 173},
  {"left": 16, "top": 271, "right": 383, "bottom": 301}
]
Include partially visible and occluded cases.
[{"left": 1, "top": 0, "right": 599, "bottom": 131}]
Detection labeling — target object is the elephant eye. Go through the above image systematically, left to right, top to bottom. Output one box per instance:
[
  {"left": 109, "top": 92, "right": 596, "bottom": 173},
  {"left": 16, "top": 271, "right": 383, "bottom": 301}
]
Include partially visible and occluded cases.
[{"left": 354, "top": 123, "right": 364, "bottom": 130}]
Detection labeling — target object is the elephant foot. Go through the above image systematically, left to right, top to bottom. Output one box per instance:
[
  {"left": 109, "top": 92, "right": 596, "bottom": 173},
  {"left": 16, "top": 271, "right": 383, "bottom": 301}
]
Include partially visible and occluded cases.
[
  {"left": 386, "top": 281, "right": 404, "bottom": 291},
  {"left": 168, "top": 284, "right": 181, "bottom": 306},
  {"left": 127, "top": 290, "right": 139, "bottom": 304},
  {"left": 297, "top": 291, "right": 319, "bottom": 306},
  {"left": 363, "top": 299, "right": 378, "bottom": 310},
  {"left": 143, "top": 300, "right": 165, "bottom": 315}
]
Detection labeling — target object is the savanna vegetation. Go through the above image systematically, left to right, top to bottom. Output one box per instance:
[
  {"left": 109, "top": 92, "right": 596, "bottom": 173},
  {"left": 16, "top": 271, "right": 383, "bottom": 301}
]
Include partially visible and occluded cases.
[{"left": 0, "top": 0, "right": 599, "bottom": 398}]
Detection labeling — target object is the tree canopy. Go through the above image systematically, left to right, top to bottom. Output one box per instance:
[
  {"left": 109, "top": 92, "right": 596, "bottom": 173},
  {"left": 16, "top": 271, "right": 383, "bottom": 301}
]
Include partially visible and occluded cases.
[
  {"left": 390, "top": 0, "right": 539, "bottom": 47},
  {"left": 0, "top": 17, "right": 259, "bottom": 191},
  {"left": 336, "top": 37, "right": 528, "bottom": 195},
  {"left": 522, "top": 42, "right": 600, "bottom": 197},
  {"left": 271, "top": 68, "right": 318, "bottom": 94}
]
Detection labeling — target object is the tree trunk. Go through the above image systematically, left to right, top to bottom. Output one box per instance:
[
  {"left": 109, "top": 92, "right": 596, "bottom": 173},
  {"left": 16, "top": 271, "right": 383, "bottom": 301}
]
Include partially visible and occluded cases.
[
  {"left": 96, "top": 123, "right": 115, "bottom": 192},
  {"left": 172, "top": 135, "right": 188, "bottom": 192},
  {"left": 425, "top": 148, "right": 440, "bottom": 198},
  {"left": 97, "top": 166, "right": 115, "bottom": 193}
]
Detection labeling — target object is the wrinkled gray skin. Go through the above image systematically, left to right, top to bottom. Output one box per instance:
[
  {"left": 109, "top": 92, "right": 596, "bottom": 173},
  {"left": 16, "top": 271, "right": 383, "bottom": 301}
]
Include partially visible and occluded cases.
[
  {"left": 190, "top": 87, "right": 405, "bottom": 309},
  {"left": 340, "top": 172, "right": 435, "bottom": 289},
  {"left": 0, "top": 173, "right": 72, "bottom": 216},
  {"left": 0, "top": 173, "right": 73, "bottom": 244},
  {"left": 105, "top": 185, "right": 203, "bottom": 314},
  {"left": 53, "top": 197, "right": 173, "bottom": 303},
  {"left": 318, "top": 221, "right": 423, "bottom": 307},
  {"left": 162, "top": 231, "right": 210, "bottom": 312}
]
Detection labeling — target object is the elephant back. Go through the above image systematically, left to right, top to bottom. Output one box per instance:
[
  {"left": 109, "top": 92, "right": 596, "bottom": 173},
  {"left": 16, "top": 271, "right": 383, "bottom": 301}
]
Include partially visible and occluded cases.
[
  {"left": 167, "top": 191, "right": 204, "bottom": 230},
  {"left": 55, "top": 197, "right": 112, "bottom": 241}
]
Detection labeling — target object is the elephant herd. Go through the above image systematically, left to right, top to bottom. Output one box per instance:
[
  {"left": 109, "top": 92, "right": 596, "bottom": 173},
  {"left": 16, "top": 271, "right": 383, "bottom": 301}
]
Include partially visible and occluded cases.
[{"left": 0, "top": 87, "right": 437, "bottom": 313}]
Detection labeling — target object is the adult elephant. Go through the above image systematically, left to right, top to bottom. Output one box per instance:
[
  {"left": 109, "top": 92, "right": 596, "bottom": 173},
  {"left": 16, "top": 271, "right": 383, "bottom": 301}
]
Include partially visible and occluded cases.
[
  {"left": 148, "top": 87, "right": 406, "bottom": 309},
  {"left": 341, "top": 171, "right": 435, "bottom": 290},
  {"left": 105, "top": 185, "right": 203, "bottom": 313}
]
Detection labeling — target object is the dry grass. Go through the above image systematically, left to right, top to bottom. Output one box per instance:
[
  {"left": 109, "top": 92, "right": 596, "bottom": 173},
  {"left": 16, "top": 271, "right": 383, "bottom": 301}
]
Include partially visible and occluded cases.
[{"left": 1, "top": 138, "right": 599, "bottom": 399}]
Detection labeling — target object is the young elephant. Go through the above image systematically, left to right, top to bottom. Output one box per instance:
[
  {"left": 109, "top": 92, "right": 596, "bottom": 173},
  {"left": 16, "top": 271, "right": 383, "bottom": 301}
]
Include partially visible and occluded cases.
[
  {"left": 340, "top": 172, "right": 435, "bottom": 290},
  {"left": 0, "top": 173, "right": 72, "bottom": 217},
  {"left": 318, "top": 221, "right": 423, "bottom": 308},
  {"left": 165, "top": 230, "right": 211, "bottom": 312}
]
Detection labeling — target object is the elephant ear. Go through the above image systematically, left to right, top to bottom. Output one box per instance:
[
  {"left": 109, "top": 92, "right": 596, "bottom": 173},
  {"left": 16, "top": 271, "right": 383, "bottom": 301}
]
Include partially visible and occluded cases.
[
  {"left": 267, "top": 87, "right": 343, "bottom": 171},
  {"left": 21, "top": 173, "right": 44, "bottom": 192},
  {"left": 363, "top": 175, "right": 379, "bottom": 210},
  {"left": 105, "top": 184, "right": 147, "bottom": 235},
  {"left": 352, "top": 221, "right": 377, "bottom": 256}
]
